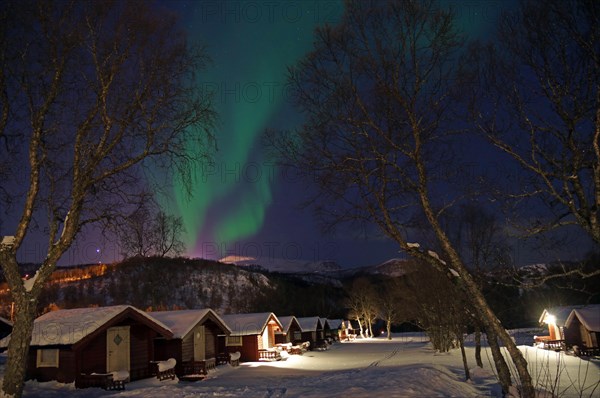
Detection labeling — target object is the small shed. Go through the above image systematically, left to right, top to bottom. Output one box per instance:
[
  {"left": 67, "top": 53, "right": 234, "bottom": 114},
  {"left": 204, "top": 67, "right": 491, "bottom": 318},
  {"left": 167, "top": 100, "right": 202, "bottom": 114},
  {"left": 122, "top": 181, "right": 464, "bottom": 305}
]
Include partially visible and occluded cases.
[
  {"left": 0, "top": 305, "right": 173, "bottom": 384},
  {"left": 564, "top": 305, "right": 600, "bottom": 351},
  {"left": 538, "top": 306, "right": 578, "bottom": 342},
  {"left": 150, "top": 309, "right": 231, "bottom": 376},
  {"left": 219, "top": 312, "right": 283, "bottom": 362},
  {"left": 274, "top": 316, "right": 302, "bottom": 344},
  {"left": 296, "top": 316, "right": 323, "bottom": 347},
  {"left": 326, "top": 319, "right": 343, "bottom": 340}
]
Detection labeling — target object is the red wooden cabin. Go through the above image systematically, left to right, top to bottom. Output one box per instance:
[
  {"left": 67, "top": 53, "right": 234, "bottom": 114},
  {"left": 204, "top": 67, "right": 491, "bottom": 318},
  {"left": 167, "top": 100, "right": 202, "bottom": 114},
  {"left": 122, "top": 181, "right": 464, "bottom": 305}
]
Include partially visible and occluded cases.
[
  {"left": 0, "top": 305, "right": 173, "bottom": 384},
  {"left": 150, "top": 308, "right": 231, "bottom": 376},
  {"left": 219, "top": 312, "right": 283, "bottom": 362}
]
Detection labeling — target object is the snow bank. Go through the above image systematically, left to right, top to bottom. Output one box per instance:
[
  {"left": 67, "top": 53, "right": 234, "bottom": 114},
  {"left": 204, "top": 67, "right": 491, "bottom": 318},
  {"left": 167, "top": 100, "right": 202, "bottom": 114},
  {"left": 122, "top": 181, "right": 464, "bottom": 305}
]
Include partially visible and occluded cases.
[
  {"left": 11, "top": 333, "right": 598, "bottom": 398},
  {"left": 157, "top": 358, "right": 176, "bottom": 372}
]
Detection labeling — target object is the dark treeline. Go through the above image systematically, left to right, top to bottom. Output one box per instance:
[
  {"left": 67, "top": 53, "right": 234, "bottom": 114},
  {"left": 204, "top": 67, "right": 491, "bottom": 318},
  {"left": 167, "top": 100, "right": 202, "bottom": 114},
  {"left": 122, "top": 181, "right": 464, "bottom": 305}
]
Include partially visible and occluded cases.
[{"left": 0, "top": 256, "right": 596, "bottom": 330}]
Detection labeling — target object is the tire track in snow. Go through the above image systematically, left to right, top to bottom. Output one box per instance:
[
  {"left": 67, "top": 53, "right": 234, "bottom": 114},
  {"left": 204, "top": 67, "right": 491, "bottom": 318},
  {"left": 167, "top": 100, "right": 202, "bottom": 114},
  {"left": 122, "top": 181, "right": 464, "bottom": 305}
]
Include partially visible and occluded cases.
[
  {"left": 366, "top": 345, "right": 403, "bottom": 368},
  {"left": 265, "top": 387, "right": 287, "bottom": 397}
]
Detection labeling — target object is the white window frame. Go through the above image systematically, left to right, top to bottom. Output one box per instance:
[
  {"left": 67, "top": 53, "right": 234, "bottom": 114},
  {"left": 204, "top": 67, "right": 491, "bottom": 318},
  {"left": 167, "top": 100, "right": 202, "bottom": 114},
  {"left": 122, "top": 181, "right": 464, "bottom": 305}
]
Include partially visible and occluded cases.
[
  {"left": 226, "top": 335, "right": 242, "bottom": 346},
  {"left": 36, "top": 348, "right": 59, "bottom": 368}
]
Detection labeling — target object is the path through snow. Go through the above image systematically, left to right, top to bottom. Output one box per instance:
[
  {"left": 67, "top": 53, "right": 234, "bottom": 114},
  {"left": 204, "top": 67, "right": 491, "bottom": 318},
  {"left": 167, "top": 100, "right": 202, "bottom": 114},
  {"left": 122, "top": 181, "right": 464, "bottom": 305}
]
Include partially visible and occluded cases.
[{"left": 3, "top": 333, "right": 598, "bottom": 397}]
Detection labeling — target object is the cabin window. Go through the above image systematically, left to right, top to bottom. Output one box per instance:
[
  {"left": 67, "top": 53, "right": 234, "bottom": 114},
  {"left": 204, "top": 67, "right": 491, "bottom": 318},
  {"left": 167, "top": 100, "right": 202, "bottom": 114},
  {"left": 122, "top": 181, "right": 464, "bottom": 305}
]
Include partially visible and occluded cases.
[
  {"left": 293, "top": 331, "right": 302, "bottom": 340},
  {"left": 226, "top": 335, "right": 242, "bottom": 346},
  {"left": 36, "top": 349, "right": 59, "bottom": 368}
]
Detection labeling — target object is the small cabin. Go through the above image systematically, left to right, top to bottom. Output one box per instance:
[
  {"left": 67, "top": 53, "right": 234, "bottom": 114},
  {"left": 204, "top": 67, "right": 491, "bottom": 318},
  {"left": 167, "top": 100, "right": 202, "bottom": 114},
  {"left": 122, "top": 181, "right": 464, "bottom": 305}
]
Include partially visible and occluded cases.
[
  {"left": 0, "top": 305, "right": 173, "bottom": 384},
  {"left": 564, "top": 305, "right": 600, "bottom": 355},
  {"left": 536, "top": 306, "right": 576, "bottom": 348},
  {"left": 150, "top": 309, "right": 231, "bottom": 376},
  {"left": 219, "top": 312, "right": 283, "bottom": 362},
  {"left": 274, "top": 316, "right": 302, "bottom": 345},
  {"left": 296, "top": 316, "right": 323, "bottom": 348},
  {"left": 326, "top": 319, "right": 343, "bottom": 341}
]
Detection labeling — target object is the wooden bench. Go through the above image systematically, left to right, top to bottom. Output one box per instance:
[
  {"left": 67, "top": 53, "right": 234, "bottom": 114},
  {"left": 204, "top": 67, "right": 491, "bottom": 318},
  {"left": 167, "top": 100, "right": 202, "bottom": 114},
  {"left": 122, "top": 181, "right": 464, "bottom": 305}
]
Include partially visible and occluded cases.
[
  {"left": 314, "top": 339, "right": 329, "bottom": 351},
  {"left": 545, "top": 339, "right": 565, "bottom": 351},
  {"left": 574, "top": 346, "right": 600, "bottom": 357},
  {"left": 258, "top": 349, "right": 282, "bottom": 361},
  {"left": 229, "top": 351, "right": 241, "bottom": 366},
  {"left": 217, "top": 352, "right": 230, "bottom": 365},
  {"left": 217, "top": 352, "right": 240, "bottom": 366},
  {"left": 179, "top": 358, "right": 217, "bottom": 380},
  {"left": 150, "top": 359, "right": 177, "bottom": 381},
  {"left": 75, "top": 373, "right": 126, "bottom": 390}
]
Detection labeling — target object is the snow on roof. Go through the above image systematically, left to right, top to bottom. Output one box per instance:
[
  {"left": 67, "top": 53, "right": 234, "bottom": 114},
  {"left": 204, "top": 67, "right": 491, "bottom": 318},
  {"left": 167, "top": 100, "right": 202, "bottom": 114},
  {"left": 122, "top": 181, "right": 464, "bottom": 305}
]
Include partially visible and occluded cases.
[
  {"left": 0, "top": 305, "right": 171, "bottom": 347},
  {"left": 539, "top": 305, "right": 587, "bottom": 326},
  {"left": 565, "top": 305, "right": 600, "bottom": 332},
  {"left": 150, "top": 309, "right": 231, "bottom": 339},
  {"left": 220, "top": 312, "right": 282, "bottom": 336},
  {"left": 0, "top": 316, "right": 12, "bottom": 327},
  {"left": 276, "top": 316, "right": 300, "bottom": 333},
  {"left": 296, "top": 316, "right": 322, "bottom": 332},
  {"left": 319, "top": 318, "right": 330, "bottom": 329},
  {"left": 327, "top": 319, "right": 343, "bottom": 329}
]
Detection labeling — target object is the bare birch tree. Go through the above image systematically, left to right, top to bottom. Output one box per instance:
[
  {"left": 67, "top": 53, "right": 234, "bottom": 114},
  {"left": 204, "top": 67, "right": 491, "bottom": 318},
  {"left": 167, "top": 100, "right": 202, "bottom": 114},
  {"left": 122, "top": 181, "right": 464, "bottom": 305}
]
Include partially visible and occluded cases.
[
  {"left": 466, "top": 0, "right": 600, "bottom": 272},
  {"left": 0, "top": 1, "right": 214, "bottom": 396},
  {"left": 268, "top": 1, "right": 534, "bottom": 395},
  {"left": 116, "top": 200, "right": 186, "bottom": 258}
]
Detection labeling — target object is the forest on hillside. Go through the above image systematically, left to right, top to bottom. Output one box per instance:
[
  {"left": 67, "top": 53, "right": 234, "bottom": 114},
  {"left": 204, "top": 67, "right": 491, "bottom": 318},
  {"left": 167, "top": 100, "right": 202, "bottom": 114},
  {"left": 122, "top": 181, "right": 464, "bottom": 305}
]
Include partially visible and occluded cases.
[{"left": 0, "top": 256, "right": 597, "bottom": 332}]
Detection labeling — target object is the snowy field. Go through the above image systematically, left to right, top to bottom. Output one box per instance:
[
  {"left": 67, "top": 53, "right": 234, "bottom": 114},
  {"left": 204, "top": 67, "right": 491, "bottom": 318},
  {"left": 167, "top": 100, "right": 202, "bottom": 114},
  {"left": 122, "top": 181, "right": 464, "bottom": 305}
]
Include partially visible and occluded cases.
[{"left": 2, "top": 332, "right": 599, "bottom": 397}]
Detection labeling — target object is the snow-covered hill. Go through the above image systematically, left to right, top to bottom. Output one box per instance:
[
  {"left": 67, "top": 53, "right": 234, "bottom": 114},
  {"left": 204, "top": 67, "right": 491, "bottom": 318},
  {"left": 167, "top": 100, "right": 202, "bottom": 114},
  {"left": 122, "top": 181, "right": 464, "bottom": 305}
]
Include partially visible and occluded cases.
[
  {"left": 220, "top": 255, "right": 342, "bottom": 274},
  {"left": 220, "top": 255, "right": 419, "bottom": 280},
  {"left": 33, "top": 257, "right": 275, "bottom": 314}
]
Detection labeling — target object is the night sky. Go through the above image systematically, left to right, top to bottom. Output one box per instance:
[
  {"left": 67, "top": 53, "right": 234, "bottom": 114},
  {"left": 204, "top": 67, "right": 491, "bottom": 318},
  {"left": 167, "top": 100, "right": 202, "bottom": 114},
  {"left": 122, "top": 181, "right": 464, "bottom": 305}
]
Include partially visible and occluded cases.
[
  {"left": 19, "top": 0, "right": 565, "bottom": 269},
  {"left": 151, "top": 0, "right": 515, "bottom": 268}
]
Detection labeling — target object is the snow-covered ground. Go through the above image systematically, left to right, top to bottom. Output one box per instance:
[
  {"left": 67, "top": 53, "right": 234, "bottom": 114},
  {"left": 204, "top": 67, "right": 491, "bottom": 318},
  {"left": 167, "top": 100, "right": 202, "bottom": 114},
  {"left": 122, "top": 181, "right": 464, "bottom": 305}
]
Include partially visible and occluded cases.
[{"left": 3, "top": 332, "right": 599, "bottom": 397}]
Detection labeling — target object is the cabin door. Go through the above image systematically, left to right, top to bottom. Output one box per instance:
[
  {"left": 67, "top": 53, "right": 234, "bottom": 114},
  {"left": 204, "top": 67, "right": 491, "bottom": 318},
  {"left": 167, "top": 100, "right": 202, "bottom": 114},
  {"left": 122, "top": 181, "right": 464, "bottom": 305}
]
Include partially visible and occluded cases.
[
  {"left": 580, "top": 324, "right": 592, "bottom": 347},
  {"left": 193, "top": 325, "right": 205, "bottom": 361},
  {"left": 107, "top": 326, "right": 130, "bottom": 372},
  {"left": 261, "top": 326, "right": 270, "bottom": 349}
]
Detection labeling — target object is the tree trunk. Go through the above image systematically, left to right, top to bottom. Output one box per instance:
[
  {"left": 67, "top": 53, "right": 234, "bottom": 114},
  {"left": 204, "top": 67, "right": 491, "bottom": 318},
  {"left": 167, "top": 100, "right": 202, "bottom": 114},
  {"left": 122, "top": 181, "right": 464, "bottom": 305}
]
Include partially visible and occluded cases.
[
  {"left": 427, "top": 225, "right": 535, "bottom": 396},
  {"left": 2, "top": 295, "right": 38, "bottom": 398},
  {"left": 481, "top": 305, "right": 534, "bottom": 397},
  {"left": 356, "top": 317, "right": 364, "bottom": 338},
  {"left": 387, "top": 319, "right": 392, "bottom": 340},
  {"left": 474, "top": 325, "right": 483, "bottom": 368},
  {"left": 486, "top": 327, "right": 512, "bottom": 395},
  {"left": 458, "top": 334, "right": 470, "bottom": 381}
]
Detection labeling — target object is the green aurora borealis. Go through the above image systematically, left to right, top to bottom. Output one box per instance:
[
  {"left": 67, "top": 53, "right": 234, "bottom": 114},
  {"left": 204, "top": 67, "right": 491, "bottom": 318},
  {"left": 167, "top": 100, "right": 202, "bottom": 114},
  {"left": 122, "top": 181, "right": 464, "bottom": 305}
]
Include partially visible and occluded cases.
[
  {"left": 159, "top": 0, "right": 510, "bottom": 263},
  {"left": 165, "top": 1, "right": 344, "bottom": 258}
]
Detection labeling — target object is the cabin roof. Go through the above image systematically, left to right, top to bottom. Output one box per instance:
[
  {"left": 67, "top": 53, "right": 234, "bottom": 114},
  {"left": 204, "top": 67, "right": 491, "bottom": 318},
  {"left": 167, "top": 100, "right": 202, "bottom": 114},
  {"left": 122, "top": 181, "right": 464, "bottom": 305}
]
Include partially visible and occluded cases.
[
  {"left": 0, "top": 305, "right": 172, "bottom": 347},
  {"left": 565, "top": 305, "right": 600, "bottom": 332},
  {"left": 539, "top": 306, "right": 586, "bottom": 326},
  {"left": 150, "top": 308, "right": 231, "bottom": 338},
  {"left": 220, "top": 312, "right": 282, "bottom": 336},
  {"left": 276, "top": 316, "right": 301, "bottom": 333},
  {"left": 296, "top": 316, "right": 322, "bottom": 332},
  {"left": 327, "top": 319, "right": 343, "bottom": 329}
]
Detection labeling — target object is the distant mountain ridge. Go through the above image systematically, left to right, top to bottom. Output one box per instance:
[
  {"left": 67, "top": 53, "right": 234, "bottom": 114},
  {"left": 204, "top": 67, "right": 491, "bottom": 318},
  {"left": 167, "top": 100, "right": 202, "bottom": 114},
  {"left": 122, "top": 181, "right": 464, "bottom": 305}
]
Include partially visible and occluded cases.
[
  {"left": 220, "top": 255, "right": 415, "bottom": 279},
  {"left": 220, "top": 255, "right": 343, "bottom": 274}
]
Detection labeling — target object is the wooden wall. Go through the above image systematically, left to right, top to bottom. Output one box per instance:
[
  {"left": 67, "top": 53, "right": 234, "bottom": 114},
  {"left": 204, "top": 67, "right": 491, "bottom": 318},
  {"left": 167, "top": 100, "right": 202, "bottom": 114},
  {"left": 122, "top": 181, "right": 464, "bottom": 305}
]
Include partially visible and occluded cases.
[{"left": 26, "top": 318, "right": 160, "bottom": 383}]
